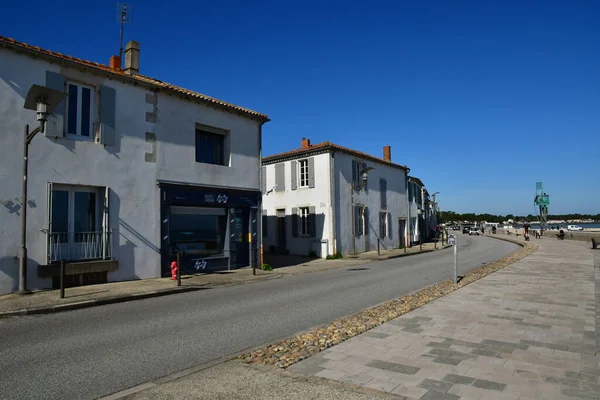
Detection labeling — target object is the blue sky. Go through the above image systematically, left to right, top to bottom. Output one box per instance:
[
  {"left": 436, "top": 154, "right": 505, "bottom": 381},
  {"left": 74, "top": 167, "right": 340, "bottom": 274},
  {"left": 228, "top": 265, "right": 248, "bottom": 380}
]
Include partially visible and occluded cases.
[{"left": 2, "top": 0, "right": 598, "bottom": 215}]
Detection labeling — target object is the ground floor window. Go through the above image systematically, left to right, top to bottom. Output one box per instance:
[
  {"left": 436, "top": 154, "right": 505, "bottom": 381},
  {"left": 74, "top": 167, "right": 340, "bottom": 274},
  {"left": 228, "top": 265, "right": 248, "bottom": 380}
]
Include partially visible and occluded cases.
[
  {"left": 48, "top": 184, "right": 109, "bottom": 262},
  {"left": 354, "top": 205, "right": 365, "bottom": 236},
  {"left": 169, "top": 206, "right": 227, "bottom": 256},
  {"left": 299, "top": 207, "right": 310, "bottom": 236},
  {"left": 379, "top": 212, "right": 389, "bottom": 238}
]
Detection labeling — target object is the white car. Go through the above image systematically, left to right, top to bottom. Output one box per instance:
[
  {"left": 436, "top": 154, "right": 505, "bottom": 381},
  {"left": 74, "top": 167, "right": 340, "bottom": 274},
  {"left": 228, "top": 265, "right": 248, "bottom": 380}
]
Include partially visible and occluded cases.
[
  {"left": 567, "top": 225, "right": 584, "bottom": 231},
  {"left": 469, "top": 228, "right": 480, "bottom": 236}
]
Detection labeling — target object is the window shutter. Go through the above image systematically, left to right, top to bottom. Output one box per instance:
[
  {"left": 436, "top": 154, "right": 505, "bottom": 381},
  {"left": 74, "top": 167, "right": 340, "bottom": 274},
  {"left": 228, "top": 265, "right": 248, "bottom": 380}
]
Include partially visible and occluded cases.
[
  {"left": 44, "top": 71, "right": 65, "bottom": 138},
  {"left": 99, "top": 85, "right": 117, "bottom": 146},
  {"left": 308, "top": 157, "right": 315, "bottom": 188},
  {"left": 291, "top": 160, "right": 297, "bottom": 190},
  {"left": 352, "top": 160, "right": 357, "bottom": 187},
  {"left": 275, "top": 163, "right": 285, "bottom": 192},
  {"left": 361, "top": 163, "right": 367, "bottom": 190},
  {"left": 261, "top": 167, "right": 266, "bottom": 193},
  {"left": 380, "top": 179, "right": 387, "bottom": 208},
  {"left": 103, "top": 187, "right": 111, "bottom": 259},
  {"left": 308, "top": 206, "right": 316, "bottom": 237},
  {"left": 354, "top": 206, "right": 359, "bottom": 236},
  {"left": 291, "top": 207, "right": 298, "bottom": 237},
  {"left": 364, "top": 207, "right": 370, "bottom": 236},
  {"left": 262, "top": 209, "right": 268, "bottom": 238},
  {"left": 379, "top": 213, "right": 384, "bottom": 237},
  {"left": 387, "top": 213, "right": 393, "bottom": 239}
]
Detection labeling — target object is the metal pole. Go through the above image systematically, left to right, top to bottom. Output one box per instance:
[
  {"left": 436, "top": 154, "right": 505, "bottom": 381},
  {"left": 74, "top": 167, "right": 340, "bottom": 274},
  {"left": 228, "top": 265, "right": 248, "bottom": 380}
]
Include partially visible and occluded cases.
[
  {"left": 18, "top": 124, "right": 30, "bottom": 294},
  {"left": 453, "top": 238, "right": 458, "bottom": 284},
  {"left": 377, "top": 239, "right": 380, "bottom": 256},
  {"left": 253, "top": 247, "right": 256, "bottom": 275},
  {"left": 176, "top": 251, "right": 181, "bottom": 287},
  {"left": 60, "top": 259, "right": 65, "bottom": 299}
]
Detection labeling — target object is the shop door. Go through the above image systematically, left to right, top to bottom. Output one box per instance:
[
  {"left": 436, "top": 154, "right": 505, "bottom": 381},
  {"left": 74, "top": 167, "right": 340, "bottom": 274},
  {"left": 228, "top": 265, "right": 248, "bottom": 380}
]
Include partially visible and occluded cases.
[
  {"left": 230, "top": 208, "right": 249, "bottom": 268},
  {"left": 398, "top": 219, "right": 406, "bottom": 248}
]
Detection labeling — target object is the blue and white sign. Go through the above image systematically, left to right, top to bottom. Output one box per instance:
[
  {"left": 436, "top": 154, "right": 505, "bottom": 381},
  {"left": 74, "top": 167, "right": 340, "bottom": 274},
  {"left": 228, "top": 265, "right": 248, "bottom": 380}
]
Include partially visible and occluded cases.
[{"left": 448, "top": 234, "right": 456, "bottom": 246}]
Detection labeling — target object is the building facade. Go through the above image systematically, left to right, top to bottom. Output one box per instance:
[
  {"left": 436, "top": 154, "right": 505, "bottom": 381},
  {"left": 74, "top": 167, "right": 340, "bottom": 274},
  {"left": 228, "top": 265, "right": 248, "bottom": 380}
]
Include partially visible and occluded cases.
[
  {"left": 0, "top": 36, "right": 268, "bottom": 294},
  {"left": 261, "top": 139, "right": 410, "bottom": 257}
]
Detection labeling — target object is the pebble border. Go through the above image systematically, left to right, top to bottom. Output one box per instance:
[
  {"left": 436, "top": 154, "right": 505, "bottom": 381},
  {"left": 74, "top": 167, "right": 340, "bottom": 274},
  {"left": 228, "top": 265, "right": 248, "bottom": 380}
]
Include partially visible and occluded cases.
[{"left": 241, "top": 238, "right": 537, "bottom": 369}]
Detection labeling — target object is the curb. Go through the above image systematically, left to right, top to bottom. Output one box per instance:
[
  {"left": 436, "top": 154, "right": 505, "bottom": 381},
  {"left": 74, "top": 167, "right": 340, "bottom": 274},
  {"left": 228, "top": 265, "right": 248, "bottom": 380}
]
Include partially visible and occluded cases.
[
  {"left": 349, "top": 244, "right": 453, "bottom": 262},
  {"left": 0, "top": 273, "right": 284, "bottom": 319}
]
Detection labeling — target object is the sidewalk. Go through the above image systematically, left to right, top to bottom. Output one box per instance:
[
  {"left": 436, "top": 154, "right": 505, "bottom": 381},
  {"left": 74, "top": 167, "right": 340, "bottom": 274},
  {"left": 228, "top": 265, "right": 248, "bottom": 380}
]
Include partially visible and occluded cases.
[
  {"left": 287, "top": 235, "right": 599, "bottom": 399},
  {"left": 0, "top": 242, "right": 449, "bottom": 317}
]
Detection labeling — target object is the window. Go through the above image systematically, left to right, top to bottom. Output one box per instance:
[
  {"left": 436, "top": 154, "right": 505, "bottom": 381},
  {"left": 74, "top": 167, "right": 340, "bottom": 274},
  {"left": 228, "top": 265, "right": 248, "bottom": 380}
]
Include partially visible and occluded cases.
[
  {"left": 66, "top": 82, "right": 94, "bottom": 138},
  {"left": 195, "top": 129, "right": 225, "bottom": 165},
  {"left": 299, "top": 159, "right": 309, "bottom": 187},
  {"left": 355, "top": 161, "right": 362, "bottom": 186},
  {"left": 48, "top": 185, "right": 108, "bottom": 262},
  {"left": 354, "top": 205, "right": 365, "bottom": 236},
  {"left": 169, "top": 206, "right": 227, "bottom": 255},
  {"left": 299, "top": 207, "right": 310, "bottom": 236},
  {"left": 380, "top": 212, "right": 389, "bottom": 238}
]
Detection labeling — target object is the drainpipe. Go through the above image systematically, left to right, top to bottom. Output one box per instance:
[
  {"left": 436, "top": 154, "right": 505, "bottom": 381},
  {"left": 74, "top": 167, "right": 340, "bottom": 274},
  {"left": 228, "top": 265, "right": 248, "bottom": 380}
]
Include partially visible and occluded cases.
[
  {"left": 257, "top": 122, "right": 264, "bottom": 272},
  {"left": 329, "top": 150, "right": 336, "bottom": 256},
  {"left": 406, "top": 176, "right": 411, "bottom": 247}
]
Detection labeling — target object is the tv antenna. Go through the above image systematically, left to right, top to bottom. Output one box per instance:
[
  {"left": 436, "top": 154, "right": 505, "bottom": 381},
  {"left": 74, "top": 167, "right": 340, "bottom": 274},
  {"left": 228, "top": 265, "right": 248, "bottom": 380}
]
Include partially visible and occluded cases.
[{"left": 116, "top": 3, "right": 133, "bottom": 65}]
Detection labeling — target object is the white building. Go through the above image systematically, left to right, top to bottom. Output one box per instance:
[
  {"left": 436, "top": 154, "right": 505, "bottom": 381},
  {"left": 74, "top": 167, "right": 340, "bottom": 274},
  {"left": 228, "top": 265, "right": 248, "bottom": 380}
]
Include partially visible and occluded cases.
[
  {"left": 0, "top": 36, "right": 269, "bottom": 294},
  {"left": 261, "top": 138, "right": 410, "bottom": 258}
]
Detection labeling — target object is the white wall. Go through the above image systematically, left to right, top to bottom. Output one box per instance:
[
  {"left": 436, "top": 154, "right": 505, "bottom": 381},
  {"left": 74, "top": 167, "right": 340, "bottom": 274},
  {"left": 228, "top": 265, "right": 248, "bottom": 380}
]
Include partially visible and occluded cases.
[
  {"left": 0, "top": 48, "right": 261, "bottom": 294},
  {"left": 334, "top": 151, "right": 408, "bottom": 256},
  {"left": 261, "top": 152, "right": 332, "bottom": 257}
]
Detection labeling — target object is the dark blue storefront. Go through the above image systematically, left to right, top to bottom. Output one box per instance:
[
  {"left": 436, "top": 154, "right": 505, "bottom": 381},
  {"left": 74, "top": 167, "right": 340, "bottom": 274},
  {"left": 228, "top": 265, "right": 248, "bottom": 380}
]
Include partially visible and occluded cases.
[{"left": 159, "top": 182, "right": 260, "bottom": 276}]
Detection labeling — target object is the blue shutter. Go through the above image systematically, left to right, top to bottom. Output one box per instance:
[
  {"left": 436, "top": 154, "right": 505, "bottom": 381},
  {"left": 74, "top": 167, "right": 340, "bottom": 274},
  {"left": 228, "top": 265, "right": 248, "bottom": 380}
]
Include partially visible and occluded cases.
[
  {"left": 45, "top": 71, "right": 65, "bottom": 138},
  {"left": 100, "top": 85, "right": 116, "bottom": 146},
  {"left": 308, "top": 157, "right": 315, "bottom": 188},
  {"left": 291, "top": 160, "right": 297, "bottom": 190},
  {"left": 352, "top": 160, "right": 357, "bottom": 187},
  {"left": 275, "top": 163, "right": 285, "bottom": 191},
  {"left": 261, "top": 167, "right": 266, "bottom": 193},
  {"left": 380, "top": 179, "right": 387, "bottom": 208},
  {"left": 364, "top": 207, "right": 370, "bottom": 236}
]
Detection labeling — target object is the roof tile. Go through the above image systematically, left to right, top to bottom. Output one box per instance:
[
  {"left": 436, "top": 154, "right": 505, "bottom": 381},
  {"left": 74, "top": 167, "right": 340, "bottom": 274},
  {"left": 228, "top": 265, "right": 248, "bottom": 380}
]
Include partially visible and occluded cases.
[{"left": 0, "top": 35, "right": 269, "bottom": 122}]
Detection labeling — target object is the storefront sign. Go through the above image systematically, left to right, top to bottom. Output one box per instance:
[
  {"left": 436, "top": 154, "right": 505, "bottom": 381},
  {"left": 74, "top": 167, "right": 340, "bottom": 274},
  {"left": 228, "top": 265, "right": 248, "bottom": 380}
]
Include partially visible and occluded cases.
[{"left": 163, "top": 185, "right": 258, "bottom": 207}]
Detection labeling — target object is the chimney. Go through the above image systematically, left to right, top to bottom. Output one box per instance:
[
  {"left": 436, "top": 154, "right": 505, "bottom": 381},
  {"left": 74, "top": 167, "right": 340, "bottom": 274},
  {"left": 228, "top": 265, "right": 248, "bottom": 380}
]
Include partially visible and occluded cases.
[
  {"left": 124, "top": 40, "right": 140, "bottom": 75},
  {"left": 109, "top": 55, "right": 121, "bottom": 70},
  {"left": 301, "top": 138, "right": 311, "bottom": 149},
  {"left": 383, "top": 145, "right": 391, "bottom": 162}
]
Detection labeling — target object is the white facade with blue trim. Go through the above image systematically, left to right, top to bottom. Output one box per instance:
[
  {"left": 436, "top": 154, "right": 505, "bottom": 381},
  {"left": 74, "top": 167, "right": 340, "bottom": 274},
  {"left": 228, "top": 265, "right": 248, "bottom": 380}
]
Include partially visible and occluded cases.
[
  {"left": 0, "top": 38, "right": 268, "bottom": 294},
  {"left": 261, "top": 139, "right": 410, "bottom": 258}
]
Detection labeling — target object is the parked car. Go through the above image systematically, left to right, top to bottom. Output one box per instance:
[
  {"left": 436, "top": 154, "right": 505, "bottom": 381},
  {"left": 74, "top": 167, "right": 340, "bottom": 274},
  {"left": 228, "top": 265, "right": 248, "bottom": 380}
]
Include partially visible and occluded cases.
[
  {"left": 452, "top": 225, "right": 461, "bottom": 231},
  {"left": 567, "top": 225, "right": 584, "bottom": 231},
  {"left": 462, "top": 226, "right": 471, "bottom": 234},
  {"left": 469, "top": 227, "right": 480, "bottom": 236}
]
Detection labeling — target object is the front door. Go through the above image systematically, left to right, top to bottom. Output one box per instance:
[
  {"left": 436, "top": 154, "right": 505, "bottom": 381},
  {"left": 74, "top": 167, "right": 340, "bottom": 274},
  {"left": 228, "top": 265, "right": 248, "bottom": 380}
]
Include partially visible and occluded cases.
[
  {"left": 230, "top": 208, "right": 249, "bottom": 268},
  {"left": 276, "top": 209, "right": 286, "bottom": 253},
  {"left": 398, "top": 219, "right": 406, "bottom": 248}
]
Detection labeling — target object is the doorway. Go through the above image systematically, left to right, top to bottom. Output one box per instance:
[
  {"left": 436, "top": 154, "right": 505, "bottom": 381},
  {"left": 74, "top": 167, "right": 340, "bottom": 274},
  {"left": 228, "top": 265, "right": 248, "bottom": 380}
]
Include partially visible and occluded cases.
[
  {"left": 276, "top": 209, "right": 286, "bottom": 253},
  {"left": 398, "top": 218, "right": 406, "bottom": 248}
]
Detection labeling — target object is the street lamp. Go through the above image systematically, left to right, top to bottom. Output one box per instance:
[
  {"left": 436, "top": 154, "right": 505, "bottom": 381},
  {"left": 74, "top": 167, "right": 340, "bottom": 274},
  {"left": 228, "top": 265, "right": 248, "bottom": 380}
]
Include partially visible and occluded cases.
[{"left": 17, "top": 85, "right": 67, "bottom": 294}]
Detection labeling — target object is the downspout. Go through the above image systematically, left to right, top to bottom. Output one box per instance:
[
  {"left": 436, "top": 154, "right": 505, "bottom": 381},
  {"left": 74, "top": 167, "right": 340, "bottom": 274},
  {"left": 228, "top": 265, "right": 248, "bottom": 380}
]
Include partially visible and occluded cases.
[
  {"left": 258, "top": 122, "right": 264, "bottom": 267},
  {"left": 329, "top": 150, "right": 336, "bottom": 257},
  {"left": 406, "top": 173, "right": 411, "bottom": 248}
]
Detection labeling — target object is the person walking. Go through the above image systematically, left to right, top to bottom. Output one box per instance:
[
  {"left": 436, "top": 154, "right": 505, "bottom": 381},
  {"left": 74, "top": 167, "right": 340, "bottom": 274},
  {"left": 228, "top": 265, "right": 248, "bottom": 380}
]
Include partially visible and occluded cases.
[{"left": 523, "top": 221, "right": 531, "bottom": 241}]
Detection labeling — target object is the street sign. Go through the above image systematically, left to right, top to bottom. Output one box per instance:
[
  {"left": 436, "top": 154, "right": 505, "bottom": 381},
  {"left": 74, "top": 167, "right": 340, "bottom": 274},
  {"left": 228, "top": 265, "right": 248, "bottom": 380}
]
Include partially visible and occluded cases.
[{"left": 448, "top": 234, "right": 456, "bottom": 246}]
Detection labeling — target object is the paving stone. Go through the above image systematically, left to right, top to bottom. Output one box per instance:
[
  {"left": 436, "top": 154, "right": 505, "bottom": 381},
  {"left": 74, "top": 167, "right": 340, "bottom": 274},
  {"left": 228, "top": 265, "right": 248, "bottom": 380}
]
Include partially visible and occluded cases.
[
  {"left": 362, "top": 331, "right": 391, "bottom": 340},
  {"left": 480, "top": 339, "right": 529, "bottom": 351},
  {"left": 426, "top": 342, "right": 453, "bottom": 350},
  {"left": 428, "top": 348, "right": 476, "bottom": 361},
  {"left": 471, "top": 348, "right": 500, "bottom": 358},
  {"left": 433, "top": 357, "right": 462, "bottom": 366},
  {"left": 442, "top": 374, "right": 476, "bottom": 385},
  {"left": 417, "top": 378, "right": 454, "bottom": 392},
  {"left": 471, "top": 379, "right": 507, "bottom": 391},
  {"left": 419, "top": 390, "right": 460, "bottom": 400}
]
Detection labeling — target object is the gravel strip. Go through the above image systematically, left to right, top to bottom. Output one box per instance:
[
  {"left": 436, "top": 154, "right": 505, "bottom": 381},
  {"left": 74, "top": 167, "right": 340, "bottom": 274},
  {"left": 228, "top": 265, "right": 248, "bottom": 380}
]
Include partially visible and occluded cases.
[{"left": 240, "top": 238, "right": 537, "bottom": 369}]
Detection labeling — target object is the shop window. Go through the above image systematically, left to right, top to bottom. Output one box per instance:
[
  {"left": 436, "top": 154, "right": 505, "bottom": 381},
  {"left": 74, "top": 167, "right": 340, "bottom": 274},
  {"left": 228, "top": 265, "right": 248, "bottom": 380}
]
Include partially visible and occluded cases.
[{"left": 169, "top": 206, "right": 227, "bottom": 255}]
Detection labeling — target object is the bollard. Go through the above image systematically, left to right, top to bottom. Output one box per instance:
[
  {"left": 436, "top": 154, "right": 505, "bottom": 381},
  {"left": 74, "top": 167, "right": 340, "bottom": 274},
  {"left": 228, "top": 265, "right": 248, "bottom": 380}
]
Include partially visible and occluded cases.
[
  {"left": 176, "top": 251, "right": 181, "bottom": 287},
  {"left": 60, "top": 259, "right": 65, "bottom": 299}
]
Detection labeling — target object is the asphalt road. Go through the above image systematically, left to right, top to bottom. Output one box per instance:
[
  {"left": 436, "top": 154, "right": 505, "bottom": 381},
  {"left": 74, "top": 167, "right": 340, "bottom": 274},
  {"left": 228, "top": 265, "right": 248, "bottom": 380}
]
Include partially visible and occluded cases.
[{"left": 0, "top": 234, "right": 518, "bottom": 400}]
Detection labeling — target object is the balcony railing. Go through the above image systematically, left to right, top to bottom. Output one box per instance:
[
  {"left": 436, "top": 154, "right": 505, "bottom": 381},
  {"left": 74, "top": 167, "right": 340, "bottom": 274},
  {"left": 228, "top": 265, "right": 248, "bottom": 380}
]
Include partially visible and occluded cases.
[{"left": 48, "top": 230, "right": 113, "bottom": 262}]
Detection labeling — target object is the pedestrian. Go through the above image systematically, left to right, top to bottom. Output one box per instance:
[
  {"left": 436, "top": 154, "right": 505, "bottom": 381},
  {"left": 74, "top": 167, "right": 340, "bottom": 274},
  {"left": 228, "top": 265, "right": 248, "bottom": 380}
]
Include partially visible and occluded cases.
[{"left": 523, "top": 221, "right": 530, "bottom": 241}]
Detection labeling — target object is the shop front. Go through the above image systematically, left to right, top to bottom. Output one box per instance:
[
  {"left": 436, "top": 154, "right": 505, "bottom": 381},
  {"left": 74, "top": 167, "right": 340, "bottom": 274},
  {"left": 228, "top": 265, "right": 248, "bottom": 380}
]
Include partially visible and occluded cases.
[{"left": 159, "top": 183, "right": 259, "bottom": 276}]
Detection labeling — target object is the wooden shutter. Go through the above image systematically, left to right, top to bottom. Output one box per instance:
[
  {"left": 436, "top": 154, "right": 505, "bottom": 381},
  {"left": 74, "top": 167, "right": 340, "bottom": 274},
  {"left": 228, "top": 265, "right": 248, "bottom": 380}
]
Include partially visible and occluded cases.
[
  {"left": 44, "top": 71, "right": 65, "bottom": 138},
  {"left": 99, "top": 85, "right": 117, "bottom": 146},
  {"left": 308, "top": 157, "right": 315, "bottom": 188},
  {"left": 291, "top": 160, "right": 297, "bottom": 190},
  {"left": 352, "top": 160, "right": 357, "bottom": 187},
  {"left": 275, "top": 163, "right": 285, "bottom": 192},
  {"left": 261, "top": 166, "right": 266, "bottom": 193},
  {"left": 380, "top": 179, "right": 387, "bottom": 208},
  {"left": 103, "top": 187, "right": 111, "bottom": 259},
  {"left": 353, "top": 205, "right": 359, "bottom": 236},
  {"left": 308, "top": 206, "right": 316, "bottom": 237},
  {"left": 291, "top": 207, "right": 298, "bottom": 237},
  {"left": 364, "top": 207, "right": 370, "bottom": 237},
  {"left": 262, "top": 209, "right": 268, "bottom": 238},
  {"left": 387, "top": 213, "right": 393, "bottom": 239}
]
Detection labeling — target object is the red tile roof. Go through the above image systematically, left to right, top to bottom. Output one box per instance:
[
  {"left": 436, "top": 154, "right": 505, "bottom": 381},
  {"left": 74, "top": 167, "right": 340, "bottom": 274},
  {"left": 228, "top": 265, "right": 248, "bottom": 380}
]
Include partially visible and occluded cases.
[
  {"left": 0, "top": 36, "right": 270, "bottom": 123},
  {"left": 263, "top": 141, "right": 409, "bottom": 171}
]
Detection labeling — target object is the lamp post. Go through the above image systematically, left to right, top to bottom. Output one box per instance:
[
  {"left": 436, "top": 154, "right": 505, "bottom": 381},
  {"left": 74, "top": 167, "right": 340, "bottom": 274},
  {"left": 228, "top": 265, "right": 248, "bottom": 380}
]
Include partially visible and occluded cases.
[
  {"left": 16, "top": 85, "right": 66, "bottom": 295},
  {"left": 431, "top": 192, "right": 440, "bottom": 243}
]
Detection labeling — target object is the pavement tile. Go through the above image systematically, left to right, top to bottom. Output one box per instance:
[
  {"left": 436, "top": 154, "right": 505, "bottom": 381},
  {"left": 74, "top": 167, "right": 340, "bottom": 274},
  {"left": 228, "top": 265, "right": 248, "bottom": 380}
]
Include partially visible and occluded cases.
[
  {"left": 441, "top": 374, "right": 476, "bottom": 385},
  {"left": 362, "top": 377, "right": 400, "bottom": 393},
  {"left": 417, "top": 378, "right": 453, "bottom": 393},
  {"left": 390, "top": 383, "right": 429, "bottom": 398},
  {"left": 419, "top": 390, "right": 460, "bottom": 400}
]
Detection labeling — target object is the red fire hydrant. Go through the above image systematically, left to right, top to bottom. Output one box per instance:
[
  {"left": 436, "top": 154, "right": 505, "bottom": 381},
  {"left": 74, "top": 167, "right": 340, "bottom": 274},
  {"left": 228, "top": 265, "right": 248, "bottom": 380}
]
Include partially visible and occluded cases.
[{"left": 170, "top": 260, "right": 178, "bottom": 280}]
